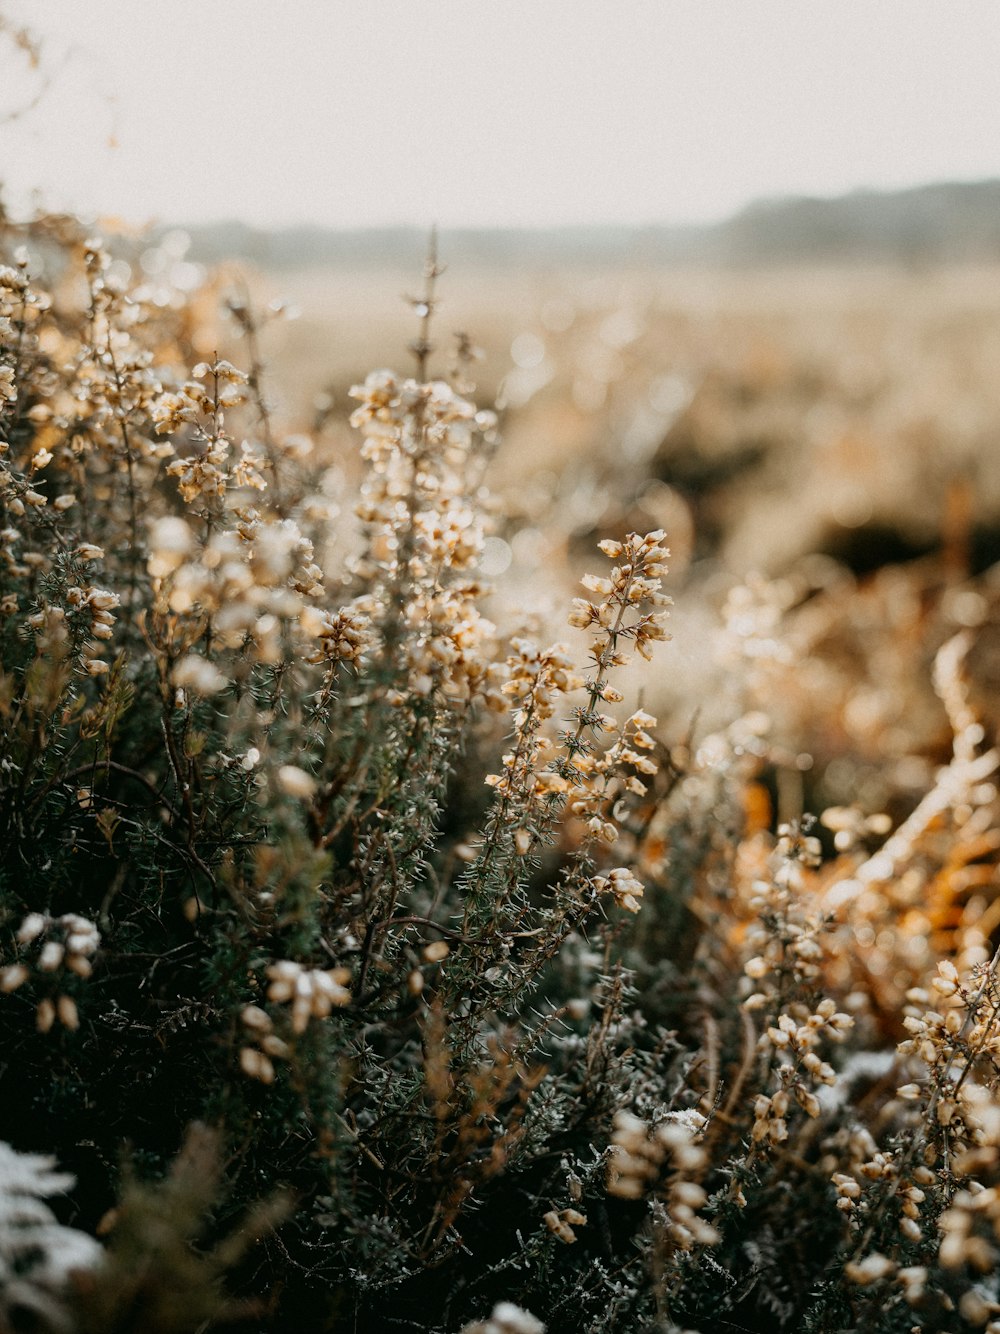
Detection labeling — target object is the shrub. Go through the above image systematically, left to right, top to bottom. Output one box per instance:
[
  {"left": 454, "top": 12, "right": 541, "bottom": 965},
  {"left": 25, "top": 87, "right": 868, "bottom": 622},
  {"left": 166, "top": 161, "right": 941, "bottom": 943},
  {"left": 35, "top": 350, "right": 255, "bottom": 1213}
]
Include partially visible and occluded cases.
[{"left": 2, "top": 213, "right": 1000, "bottom": 1334}]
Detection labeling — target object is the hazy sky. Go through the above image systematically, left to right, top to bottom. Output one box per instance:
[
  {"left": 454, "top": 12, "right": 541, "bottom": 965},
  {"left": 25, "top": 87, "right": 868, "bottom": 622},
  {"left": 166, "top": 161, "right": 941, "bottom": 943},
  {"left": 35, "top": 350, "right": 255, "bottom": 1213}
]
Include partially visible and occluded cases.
[{"left": 5, "top": 1, "right": 1000, "bottom": 230}]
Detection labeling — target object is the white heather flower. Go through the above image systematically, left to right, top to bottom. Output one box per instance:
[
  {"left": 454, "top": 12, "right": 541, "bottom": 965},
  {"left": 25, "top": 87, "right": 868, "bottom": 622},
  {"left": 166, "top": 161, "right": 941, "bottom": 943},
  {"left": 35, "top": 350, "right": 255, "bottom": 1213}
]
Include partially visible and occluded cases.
[
  {"left": 146, "top": 515, "right": 194, "bottom": 577},
  {"left": 173, "top": 655, "right": 228, "bottom": 696},
  {"left": 277, "top": 765, "right": 316, "bottom": 799},
  {"left": 592, "top": 868, "right": 644, "bottom": 913},
  {"left": 11, "top": 914, "right": 99, "bottom": 997},
  {"left": 16, "top": 914, "right": 47, "bottom": 945},
  {"left": 38, "top": 942, "right": 64, "bottom": 972},
  {"left": 266, "top": 961, "right": 351, "bottom": 1033},
  {"left": 0, "top": 965, "right": 29, "bottom": 993},
  {"left": 240, "top": 1005, "right": 272, "bottom": 1032},
  {"left": 239, "top": 1047, "right": 275, "bottom": 1084},
  {"left": 543, "top": 1208, "right": 587, "bottom": 1243},
  {"left": 845, "top": 1253, "right": 896, "bottom": 1285},
  {"left": 460, "top": 1303, "right": 546, "bottom": 1334}
]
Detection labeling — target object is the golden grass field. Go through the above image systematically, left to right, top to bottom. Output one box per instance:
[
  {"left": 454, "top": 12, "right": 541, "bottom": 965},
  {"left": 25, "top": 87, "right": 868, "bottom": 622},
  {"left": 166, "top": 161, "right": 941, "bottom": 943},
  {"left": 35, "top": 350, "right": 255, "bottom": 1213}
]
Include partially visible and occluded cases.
[
  {"left": 234, "top": 258, "right": 1000, "bottom": 747},
  {"left": 258, "top": 259, "right": 1000, "bottom": 565}
]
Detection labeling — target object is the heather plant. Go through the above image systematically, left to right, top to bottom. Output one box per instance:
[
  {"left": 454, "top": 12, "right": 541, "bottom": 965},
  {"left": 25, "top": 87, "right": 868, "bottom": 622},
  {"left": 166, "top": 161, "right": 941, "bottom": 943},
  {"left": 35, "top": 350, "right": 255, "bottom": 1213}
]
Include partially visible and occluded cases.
[{"left": 3, "top": 208, "right": 1000, "bottom": 1334}]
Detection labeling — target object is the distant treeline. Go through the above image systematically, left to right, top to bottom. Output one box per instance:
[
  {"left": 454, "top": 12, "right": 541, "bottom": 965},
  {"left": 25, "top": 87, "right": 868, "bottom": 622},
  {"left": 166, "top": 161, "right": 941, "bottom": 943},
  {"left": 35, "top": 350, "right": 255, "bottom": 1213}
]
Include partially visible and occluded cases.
[{"left": 175, "top": 179, "right": 1000, "bottom": 269}]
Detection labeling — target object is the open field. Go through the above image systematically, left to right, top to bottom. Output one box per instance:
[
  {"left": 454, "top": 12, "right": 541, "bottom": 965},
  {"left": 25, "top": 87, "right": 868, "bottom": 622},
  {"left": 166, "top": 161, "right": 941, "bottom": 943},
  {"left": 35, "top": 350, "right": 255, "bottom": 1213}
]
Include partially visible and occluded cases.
[
  {"left": 240, "top": 256, "right": 1000, "bottom": 744},
  {"left": 257, "top": 258, "right": 1000, "bottom": 571}
]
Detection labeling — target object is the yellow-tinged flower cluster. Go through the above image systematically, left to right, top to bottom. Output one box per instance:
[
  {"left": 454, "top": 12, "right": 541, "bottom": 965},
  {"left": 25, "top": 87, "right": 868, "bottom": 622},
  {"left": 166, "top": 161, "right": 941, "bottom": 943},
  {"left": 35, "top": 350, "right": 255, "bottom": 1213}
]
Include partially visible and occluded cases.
[
  {"left": 0, "top": 236, "right": 173, "bottom": 611},
  {"left": 74, "top": 240, "right": 168, "bottom": 433},
  {"left": 0, "top": 259, "right": 28, "bottom": 403},
  {"left": 0, "top": 259, "right": 75, "bottom": 590},
  {"left": 154, "top": 359, "right": 251, "bottom": 506},
  {"left": 349, "top": 369, "right": 494, "bottom": 578},
  {"left": 350, "top": 369, "right": 495, "bottom": 461},
  {"left": 347, "top": 370, "right": 505, "bottom": 710},
  {"left": 146, "top": 510, "right": 327, "bottom": 687},
  {"left": 567, "top": 531, "right": 672, "bottom": 663},
  {"left": 477, "top": 533, "right": 673, "bottom": 890},
  {"left": 558, "top": 535, "right": 671, "bottom": 841},
  {"left": 24, "top": 580, "right": 120, "bottom": 678},
  {"left": 389, "top": 580, "right": 506, "bottom": 708},
  {"left": 302, "top": 601, "right": 372, "bottom": 668},
  {"left": 484, "top": 639, "right": 583, "bottom": 804},
  {"left": 563, "top": 708, "right": 663, "bottom": 847},
  {"left": 733, "top": 823, "right": 856, "bottom": 1155},
  {"left": 741, "top": 849, "right": 832, "bottom": 1000},
  {"left": 591, "top": 867, "right": 645, "bottom": 913},
  {"left": 1, "top": 912, "right": 100, "bottom": 1033},
  {"left": 896, "top": 957, "right": 1000, "bottom": 1160},
  {"left": 265, "top": 960, "right": 351, "bottom": 1034},
  {"left": 238, "top": 965, "right": 352, "bottom": 1083},
  {"left": 748, "top": 999, "right": 851, "bottom": 1145},
  {"left": 238, "top": 1004, "right": 291, "bottom": 1085},
  {"left": 608, "top": 1109, "right": 702, "bottom": 1196},
  {"left": 607, "top": 1110, "right": 719, "bottom": 1249},
  {"left": 829, "top": 1123, "right": 940, "bottom": 1259},
  {"left": 833, "top": 1156, "right": 930, "bottom": 1244},
  {"left": 940, "top": 1182, "right": 1000, "bottom": 1275},
  {"left": 543, "top": 1206, "right": 587, "bottom": 1244},
  {"left": 840, "top": 1249, "right": 990, "bottom": 1326},
  {"left": 843, "top": 1251, "right": 897, "bottom": 1286}
]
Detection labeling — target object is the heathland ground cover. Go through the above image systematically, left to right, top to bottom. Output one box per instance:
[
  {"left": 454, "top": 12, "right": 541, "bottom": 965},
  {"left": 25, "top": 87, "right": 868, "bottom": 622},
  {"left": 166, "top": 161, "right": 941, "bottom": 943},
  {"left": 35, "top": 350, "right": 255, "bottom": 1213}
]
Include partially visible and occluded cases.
[{"left": 3, "top": 204, "right": 1000, "bottom": 1334}]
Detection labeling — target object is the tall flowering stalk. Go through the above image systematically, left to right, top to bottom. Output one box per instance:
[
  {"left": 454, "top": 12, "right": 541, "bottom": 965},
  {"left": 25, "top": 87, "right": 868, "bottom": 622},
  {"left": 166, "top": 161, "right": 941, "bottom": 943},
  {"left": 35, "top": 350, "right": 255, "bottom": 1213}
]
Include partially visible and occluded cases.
[{"left": 448, "top": 531, "right": 672, "bottom": 1024}]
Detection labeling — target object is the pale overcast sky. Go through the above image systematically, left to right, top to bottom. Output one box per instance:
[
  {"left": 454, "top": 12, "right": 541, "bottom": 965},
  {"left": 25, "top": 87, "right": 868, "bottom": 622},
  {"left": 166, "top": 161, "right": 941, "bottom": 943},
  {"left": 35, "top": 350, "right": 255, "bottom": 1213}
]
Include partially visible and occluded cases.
[{"left": 4, "top": 1, "right": 1000, "bottom": 230}]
